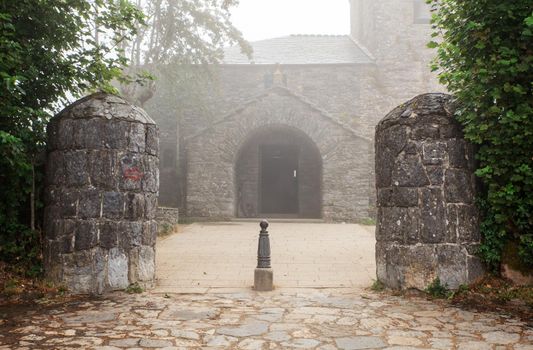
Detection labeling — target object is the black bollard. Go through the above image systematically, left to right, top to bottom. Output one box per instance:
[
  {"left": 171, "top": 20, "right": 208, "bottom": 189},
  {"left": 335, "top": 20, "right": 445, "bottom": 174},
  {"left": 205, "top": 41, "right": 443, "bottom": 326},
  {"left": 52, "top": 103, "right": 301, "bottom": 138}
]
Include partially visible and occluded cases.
[
  {"left": 254, "top": 219, "right": 274, "bottom": 291},
  {"left": 257, "top": 220, "right": 271, "bottom": 268}
]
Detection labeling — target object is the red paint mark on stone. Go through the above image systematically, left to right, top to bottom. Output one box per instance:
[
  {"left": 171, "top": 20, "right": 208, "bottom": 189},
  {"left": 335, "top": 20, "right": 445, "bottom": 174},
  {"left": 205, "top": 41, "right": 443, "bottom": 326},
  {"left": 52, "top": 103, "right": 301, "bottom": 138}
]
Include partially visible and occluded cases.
[{"left": 123, "top": 167, "right": 143, "bottom": 181}]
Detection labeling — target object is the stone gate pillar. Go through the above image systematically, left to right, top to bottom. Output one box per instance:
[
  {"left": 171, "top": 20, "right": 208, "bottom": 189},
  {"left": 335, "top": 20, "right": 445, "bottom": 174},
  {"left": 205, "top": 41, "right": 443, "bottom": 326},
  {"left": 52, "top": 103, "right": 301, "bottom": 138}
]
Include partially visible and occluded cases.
[
  {"left": 44, "top": 93, "right": 159, "bottom": 294},
  {"left": 375, "top": 93, "right": 484, "bottom": 290}
]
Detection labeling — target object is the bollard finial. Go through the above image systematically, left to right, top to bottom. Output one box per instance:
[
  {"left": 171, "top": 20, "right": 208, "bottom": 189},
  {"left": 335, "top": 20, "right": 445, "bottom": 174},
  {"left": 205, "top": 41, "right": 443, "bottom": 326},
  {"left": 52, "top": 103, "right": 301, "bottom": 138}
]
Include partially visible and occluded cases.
[{"left": 260, "top": 219, "right": 269, "bottom": 230}]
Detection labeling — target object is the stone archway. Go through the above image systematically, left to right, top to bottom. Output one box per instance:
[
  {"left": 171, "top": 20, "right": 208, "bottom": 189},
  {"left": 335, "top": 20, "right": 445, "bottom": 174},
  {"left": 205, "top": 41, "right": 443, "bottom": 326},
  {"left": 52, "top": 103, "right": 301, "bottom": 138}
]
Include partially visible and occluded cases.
[{"left": 235, "top": 125, "right": 322, "bottom": 219}]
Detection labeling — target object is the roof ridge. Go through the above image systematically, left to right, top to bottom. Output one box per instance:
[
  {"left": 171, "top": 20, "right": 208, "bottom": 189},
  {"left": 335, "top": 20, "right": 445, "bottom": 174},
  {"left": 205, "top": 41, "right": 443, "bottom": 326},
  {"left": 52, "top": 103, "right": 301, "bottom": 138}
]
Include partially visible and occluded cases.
[
  {"left": 289, "top": 34, "right": 349, "bottom": 37},
  {"left": 222, "top": 35, "right": 375, "bottom": 65},
  {"left": 348, "top": 36, "right": 376, "bottom": 62}
]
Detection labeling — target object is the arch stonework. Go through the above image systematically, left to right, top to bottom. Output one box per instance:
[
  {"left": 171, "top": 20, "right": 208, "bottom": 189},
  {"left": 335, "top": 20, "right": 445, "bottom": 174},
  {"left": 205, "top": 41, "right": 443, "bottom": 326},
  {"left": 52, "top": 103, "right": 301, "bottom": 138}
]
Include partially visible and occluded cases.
[{"left": 184, "top": 87, "right": 372, "bottom": 221}]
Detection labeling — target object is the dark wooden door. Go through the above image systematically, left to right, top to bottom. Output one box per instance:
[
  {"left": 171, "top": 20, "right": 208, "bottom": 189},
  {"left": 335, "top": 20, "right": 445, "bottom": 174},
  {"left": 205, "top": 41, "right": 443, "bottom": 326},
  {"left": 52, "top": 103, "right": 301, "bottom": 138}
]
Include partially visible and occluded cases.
[{"left": 260, "top": 144, "right": 299, "bottom": 214}]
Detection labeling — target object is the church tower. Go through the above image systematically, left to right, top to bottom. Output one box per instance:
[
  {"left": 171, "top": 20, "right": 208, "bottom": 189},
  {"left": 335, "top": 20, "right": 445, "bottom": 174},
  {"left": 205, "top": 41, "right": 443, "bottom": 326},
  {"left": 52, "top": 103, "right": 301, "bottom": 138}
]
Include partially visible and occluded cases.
[
  {"left": 349, "top": 0, "right": 442, "bottom": 105},
  {"left": 349, "top": 0, "right": 373, "bottom": 50},
  {"left": 349, "top": 0, "right": 432, "bottom": 58}
]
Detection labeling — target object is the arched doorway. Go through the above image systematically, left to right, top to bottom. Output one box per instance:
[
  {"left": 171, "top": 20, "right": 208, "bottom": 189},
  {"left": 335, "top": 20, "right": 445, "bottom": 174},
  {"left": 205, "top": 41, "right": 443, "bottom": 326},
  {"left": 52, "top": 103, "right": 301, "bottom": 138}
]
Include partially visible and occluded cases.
[
  {"left": 184, "top": 87, "right": 371, "bottom": 221},
  {"left": 235, "top": 125, "right": 322, "bottom": 218}
]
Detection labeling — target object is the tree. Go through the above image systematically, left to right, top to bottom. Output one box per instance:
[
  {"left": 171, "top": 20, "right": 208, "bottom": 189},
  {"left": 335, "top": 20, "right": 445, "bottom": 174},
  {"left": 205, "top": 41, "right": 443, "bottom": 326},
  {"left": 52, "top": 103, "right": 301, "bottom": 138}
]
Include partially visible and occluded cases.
[
  {"left": 0, "top": 0, "right": 144, "bottom": 273},
  {"left": 0, "top": 0, "right": 250, "bottom": 273},
  {"left": 120, "top": 0, "right": 252, "bottom": 107},
  {"left": 429, "top": 0, "right": 533, "bottom": 268}
]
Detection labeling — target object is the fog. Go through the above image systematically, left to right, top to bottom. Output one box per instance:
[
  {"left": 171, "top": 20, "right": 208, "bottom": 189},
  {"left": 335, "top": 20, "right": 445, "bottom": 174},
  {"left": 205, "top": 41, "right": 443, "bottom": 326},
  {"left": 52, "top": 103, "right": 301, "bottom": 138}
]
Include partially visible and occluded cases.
[
  {"left": 5, "top": 0, "right": 530, "bottom": 331},
  {"left": 145, "top": 0, "right": 442, "bottom": 217},
  {"left": 230, "top": 0, "right": 350, "bottom": 41}
]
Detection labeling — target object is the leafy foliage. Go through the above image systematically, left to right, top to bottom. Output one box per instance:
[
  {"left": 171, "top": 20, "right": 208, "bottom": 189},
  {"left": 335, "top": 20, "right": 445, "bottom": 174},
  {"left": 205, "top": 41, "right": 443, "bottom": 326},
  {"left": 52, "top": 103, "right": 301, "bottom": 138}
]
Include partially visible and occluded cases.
[
  {"left": 0, "top": 0, "right": 144, "bottom": 273},
  {"left": 1, "top": 0, "right": 249, "bottom": 276},
  {"left": 120, "top": 0, "right": 252, "bottom": 107},
  {"left": 128, "top": 0, "right": 250, "bottom": 66},
  {"left": 429, "top": 0, "right": 533, "bottom": 268},
  {"left": 0, "top": 131, "right": 40, "bottom": 275},
  {"left": 518, "top": 234, "right": 533, "bottom": 266}
]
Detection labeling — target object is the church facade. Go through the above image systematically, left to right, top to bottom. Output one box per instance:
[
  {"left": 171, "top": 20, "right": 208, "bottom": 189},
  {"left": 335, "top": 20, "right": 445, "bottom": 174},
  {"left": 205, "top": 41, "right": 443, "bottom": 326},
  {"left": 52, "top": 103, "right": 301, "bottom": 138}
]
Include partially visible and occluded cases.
[{"left": 145, "top": 0, "right": 443, "bottom": 221}]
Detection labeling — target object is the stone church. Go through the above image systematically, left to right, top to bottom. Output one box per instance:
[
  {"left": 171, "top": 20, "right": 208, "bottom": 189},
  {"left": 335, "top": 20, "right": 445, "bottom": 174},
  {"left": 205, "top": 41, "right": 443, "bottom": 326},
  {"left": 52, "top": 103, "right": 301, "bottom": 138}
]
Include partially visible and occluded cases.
[{"left": 145, "top": 0, "right": 443, "bottom": 221}]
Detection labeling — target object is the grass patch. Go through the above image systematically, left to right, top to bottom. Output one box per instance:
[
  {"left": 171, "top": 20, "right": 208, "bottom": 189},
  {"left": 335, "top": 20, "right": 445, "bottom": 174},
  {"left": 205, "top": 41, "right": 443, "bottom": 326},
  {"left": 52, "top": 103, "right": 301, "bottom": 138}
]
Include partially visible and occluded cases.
[
  {"left": 359, "top": 217, "right": 376, "bottom": 226},
  {"left": 158, "top": 223, "right": 175, "bottom": 237},
  {"left": 425, "top": 278, "right": 450, "bottom": 299},
  {"left": 370, "top": 279, "right": 385, "bottom": 292},
  {"left": 125, "top": 282, "right": 143, "bottom": 294},
  {"left": 446, "top": 284, "right": 469, "bottom": 299}
]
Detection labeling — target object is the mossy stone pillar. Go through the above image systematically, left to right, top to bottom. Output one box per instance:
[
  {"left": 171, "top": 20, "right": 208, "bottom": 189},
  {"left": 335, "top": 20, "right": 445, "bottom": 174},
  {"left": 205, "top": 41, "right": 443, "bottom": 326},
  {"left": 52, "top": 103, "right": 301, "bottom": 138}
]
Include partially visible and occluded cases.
[
  {"left": 44, "top": 93, "right": 159, "bottom": 294},
  {"left": 375, "top": 93, "right": 484, "bottom": 290}
]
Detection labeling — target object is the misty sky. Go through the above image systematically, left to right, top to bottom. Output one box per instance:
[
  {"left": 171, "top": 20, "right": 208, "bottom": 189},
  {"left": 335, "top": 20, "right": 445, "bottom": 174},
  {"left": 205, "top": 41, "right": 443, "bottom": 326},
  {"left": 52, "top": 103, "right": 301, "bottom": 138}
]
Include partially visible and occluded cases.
[{"left": 230, "top": 0, "right": 351, "bottom": 42}]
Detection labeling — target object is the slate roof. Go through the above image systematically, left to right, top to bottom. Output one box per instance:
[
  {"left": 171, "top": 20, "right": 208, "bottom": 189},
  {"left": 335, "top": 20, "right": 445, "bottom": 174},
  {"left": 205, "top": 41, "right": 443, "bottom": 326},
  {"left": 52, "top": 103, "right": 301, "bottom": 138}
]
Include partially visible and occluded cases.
[{"left": 223, "top": 35, "right": 373, "bottom": 65}]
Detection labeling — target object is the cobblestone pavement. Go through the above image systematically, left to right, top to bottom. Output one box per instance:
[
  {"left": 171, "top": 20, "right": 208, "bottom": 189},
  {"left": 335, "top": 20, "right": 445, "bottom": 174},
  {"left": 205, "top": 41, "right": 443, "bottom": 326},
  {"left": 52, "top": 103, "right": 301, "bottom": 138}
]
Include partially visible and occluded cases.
[
  {"left": 156, "top": 222, "right": 376, "bottom": 293},
  {"left": 1, "top": 288, "right": 531, "bottom": 349}
]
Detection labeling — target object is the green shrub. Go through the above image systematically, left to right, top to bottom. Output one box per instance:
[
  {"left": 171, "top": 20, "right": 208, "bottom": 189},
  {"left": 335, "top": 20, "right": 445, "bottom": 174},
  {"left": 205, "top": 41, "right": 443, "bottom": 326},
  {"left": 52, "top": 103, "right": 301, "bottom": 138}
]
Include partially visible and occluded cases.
[
  {"left": 0, "top": 0, "right": 143, "bottom": 275},
  {"left": 429, "top": 0, "right": 533, "bottom": 269},
  {"left": 0, "top": 131, "right": 42, "bottom": 275},
  {"left": 518, "top": 234, "right": 533, "bottom": 267}
]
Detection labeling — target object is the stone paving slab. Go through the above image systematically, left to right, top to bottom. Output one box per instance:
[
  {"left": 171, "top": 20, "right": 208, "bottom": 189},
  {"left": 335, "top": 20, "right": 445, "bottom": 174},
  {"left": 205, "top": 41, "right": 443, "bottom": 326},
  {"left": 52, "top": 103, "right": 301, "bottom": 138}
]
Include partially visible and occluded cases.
[
  {"left": 155, "top": 222, "right": 376, "bottom": 292},
  {"left": 0, "top": 289, "right": 531, "bottom": 349}
]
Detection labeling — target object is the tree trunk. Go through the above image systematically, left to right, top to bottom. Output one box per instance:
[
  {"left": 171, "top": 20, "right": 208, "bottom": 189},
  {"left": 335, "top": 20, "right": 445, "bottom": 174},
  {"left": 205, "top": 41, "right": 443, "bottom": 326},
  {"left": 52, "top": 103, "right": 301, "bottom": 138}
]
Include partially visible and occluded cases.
[{"left": 30, "top": 161, "right": 35, "bottom": 231}]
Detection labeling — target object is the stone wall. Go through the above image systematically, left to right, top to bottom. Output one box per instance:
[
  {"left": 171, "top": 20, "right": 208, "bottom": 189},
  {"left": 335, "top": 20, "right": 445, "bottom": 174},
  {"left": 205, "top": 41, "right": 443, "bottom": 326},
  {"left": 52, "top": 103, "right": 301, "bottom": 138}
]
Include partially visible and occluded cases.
[
  {"left": 142, "top": 0, "right": 447, "bottom": 216},
  {"left": 148, "top": 63, "right": 442, "bottom": 216},
  {"left": 145, "top": 64, "right": 379, "bottom": 212},
  {"left": 171, "top": 65, "right": 380, "bottom": 140},
  {"left": 185, "top": 87, "right": 372, "bottom": 221},
  {"left": 44, "top": 93, "right": 159, "bottom": 294},
  {"left": 375, "top": 94, "right": 484, "bottom": 290},
  {"left": 156, "top": 207, "right": 179, "bottom": 233}
]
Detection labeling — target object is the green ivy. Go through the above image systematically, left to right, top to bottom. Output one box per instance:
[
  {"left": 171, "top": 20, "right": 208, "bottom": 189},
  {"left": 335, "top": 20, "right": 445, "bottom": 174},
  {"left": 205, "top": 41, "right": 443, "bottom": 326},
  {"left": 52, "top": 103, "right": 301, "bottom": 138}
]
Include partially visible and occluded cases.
[
  {"left": 0, "top": 0, "right": 144, "bottom": 274},
  {"left": 429, "top": 0, "right": 533, "bottom": 269},
  {"left": 0, "top": 131, "right": 41, "bottom": 274},
  {"left": 519, "top": 234, "right": 533, "bottom": 266}
]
